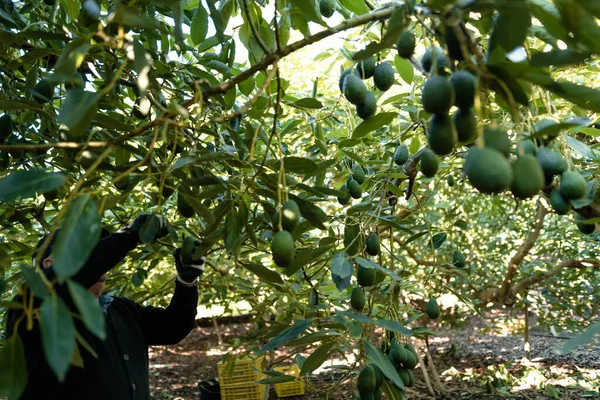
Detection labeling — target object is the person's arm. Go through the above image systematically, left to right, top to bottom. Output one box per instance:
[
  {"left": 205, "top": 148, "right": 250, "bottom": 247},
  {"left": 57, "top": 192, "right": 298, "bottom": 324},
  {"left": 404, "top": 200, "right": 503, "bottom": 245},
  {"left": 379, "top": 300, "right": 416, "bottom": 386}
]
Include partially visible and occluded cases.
[
  {"left": 43, "top": 228, "right": 139, "bottom": 289},
  {"left": 137, "top": 281, "right": 199, "bottom": 345}
]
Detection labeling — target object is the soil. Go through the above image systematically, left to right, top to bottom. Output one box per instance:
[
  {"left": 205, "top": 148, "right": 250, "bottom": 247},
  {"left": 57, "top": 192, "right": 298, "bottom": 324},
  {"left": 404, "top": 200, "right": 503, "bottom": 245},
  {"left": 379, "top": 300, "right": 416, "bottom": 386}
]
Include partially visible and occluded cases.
[{"left": 149, "top": 311, "right": 600, "bottom": 400}]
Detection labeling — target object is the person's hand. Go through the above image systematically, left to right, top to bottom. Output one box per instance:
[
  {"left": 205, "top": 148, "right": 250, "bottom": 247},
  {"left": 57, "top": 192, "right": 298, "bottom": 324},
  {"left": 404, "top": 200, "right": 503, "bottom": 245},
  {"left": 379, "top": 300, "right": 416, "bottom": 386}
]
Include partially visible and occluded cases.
[
  {"left": 129, "top": 213, "right": 170, "bottom": 244},
  {"left": 173, "top": 240, "right": 205, "bottom": 285}
]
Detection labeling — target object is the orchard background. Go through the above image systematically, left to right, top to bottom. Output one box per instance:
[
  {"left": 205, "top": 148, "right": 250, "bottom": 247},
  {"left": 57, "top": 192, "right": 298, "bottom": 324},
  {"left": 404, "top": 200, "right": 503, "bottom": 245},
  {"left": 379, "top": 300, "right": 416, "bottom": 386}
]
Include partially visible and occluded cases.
[{"left": 1, "top": 0, "right": 600, "bottom": 398}]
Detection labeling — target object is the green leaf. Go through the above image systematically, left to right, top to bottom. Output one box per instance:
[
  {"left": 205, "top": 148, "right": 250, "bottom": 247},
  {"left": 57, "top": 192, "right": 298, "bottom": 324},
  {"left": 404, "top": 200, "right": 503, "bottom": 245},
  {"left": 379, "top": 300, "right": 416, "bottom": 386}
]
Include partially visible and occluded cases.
[
  {"left": 288, "top": 0, "right": 324, "bottom": 25},
  {"left": 339, "top": 0, "right": 370, "bottom": 15},
  {"left": 528, "top": 0, "right": 569, "bottom": 42},
  {"left": 488, "top": 2, "right": 531, "bottom": 55},
  {"left": 190, "top": 5, "right": 209, "bottom": 45},
  {"left": 50, "top": 38, "right": 90, "bottom": 82},
  {"left": 5, "top": 48, "right": 55, "bottom": 71},
  {"left": 530, "top": 50, "right": 591, "bottom": 67},
  {"left": 395, "top": 56, "right": 414, "bottom": 85},
  {"left": 523, "top": 74, "right": 600, "bottom": 112},
  {"left": 57, "top": 89, "right": 98, "bottom": 138},
  {"left": 291, "top": 98, "right": 323, "bottom": 109},
  {"left": 0, "top": 99, "right": 41, "bottom": 110},
  {"left": 352, "top": 112, "right": 397, "bottom": 139},
  {"left": 92, "top": 114, "right": 135, "bottom": 132},
  {"left": 283, "top": 157, "right": 319, "bottom": 175},
  {"left": 0, "top": 170, "right": 66, "bottom": 202},
  {"left": 52, "top": 195, "right": 102, "bottom": 281},
  {"left": 290, "top": 195, "right": 328, "bottom": 229},
  {"left": 429, "top": 232, "right": 447, "bottom": 249},
  {"left": 330, "top": 252, "right": 352, "bottom": 280},
  {"left": 356, "top": 258, "right": 402, "bottom": 281},
  {"left": 242, "top": 262, "right": 284, "bottom": 285},
  {"left": 20, "top": 266, "right": 49, "bottom": 299},
  {"left": 67, "top": 280, "right": 106, "bottom": 340},
  {"left": 40, "top": 295, "right": 76, "bottom": 381},
  {"left": 257, "top": 318, "right": 314, "bottom": 355},
  {"left": 373, "top": 319, "right": 413, "bottom": 337},
  {"left": 558, "top": 322, "right": 600, "bottom": 354},
  {"left": 287, "top": 330, "right": 342, "bottom": 346},
  {"left": 0, "top": 332, "right": 27, "bottom": 400},
  {"left": 299, "top": 340, "right": 337, "bottom": 376},
  {"left": 364, "top": 341, "right": 405, "bottom": 389},
  {"left": 256, "top": 375, "right": 297, "bottom": 384},
  {"left": 381, "top": 378, "right": 407, "bottom": 400}
]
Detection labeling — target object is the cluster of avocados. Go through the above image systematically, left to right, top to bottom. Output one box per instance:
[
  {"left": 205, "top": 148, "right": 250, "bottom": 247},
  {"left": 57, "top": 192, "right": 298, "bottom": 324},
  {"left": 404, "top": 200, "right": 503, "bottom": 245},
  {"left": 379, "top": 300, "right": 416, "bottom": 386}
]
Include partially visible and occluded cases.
[
  {"left": 339, "top": 52, "right": 396, "bottom": 120},
  {"left": 337, "top": 164, "right": 367, "bottom": 205},
  {"left": 270, "top": 200, "right": 301, "bottom": 267},
  {"left": 381, "top": 335, "right": 420, "bottom": 391},
  {"left": 356, "top": 364, "right": 384, "bottom": 400}
]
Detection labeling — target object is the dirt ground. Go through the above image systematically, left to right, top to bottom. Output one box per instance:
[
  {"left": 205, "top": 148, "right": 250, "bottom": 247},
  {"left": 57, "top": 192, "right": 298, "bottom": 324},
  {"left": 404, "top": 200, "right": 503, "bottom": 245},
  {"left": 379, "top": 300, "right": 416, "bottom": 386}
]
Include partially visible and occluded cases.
[{"left": 149, "top": 312, "right": 600, "bottom": 400}]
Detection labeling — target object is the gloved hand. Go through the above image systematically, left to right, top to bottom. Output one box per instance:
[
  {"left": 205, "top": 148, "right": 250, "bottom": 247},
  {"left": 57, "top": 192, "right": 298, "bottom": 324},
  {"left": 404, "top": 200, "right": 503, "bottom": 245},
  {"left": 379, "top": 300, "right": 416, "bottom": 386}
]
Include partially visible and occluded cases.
[
  {"left": 129, "top": 213, "right": 170, "bottom": 244},
  {"left": 174, "top": 240, "right": 205, "bottom": 285}
]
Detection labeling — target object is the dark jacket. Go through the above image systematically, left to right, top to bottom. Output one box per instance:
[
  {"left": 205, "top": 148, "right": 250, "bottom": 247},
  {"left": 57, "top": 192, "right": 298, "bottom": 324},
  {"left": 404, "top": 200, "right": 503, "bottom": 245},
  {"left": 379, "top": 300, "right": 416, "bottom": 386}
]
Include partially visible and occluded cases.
[{"left": 5, "top": 229, "right": 198, "bottom": 400}]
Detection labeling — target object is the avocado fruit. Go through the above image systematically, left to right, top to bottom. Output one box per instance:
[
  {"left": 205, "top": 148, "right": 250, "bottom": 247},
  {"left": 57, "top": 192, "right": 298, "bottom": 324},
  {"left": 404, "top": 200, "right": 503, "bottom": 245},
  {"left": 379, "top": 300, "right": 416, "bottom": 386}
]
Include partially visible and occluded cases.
[
  {"left": 319, "top": 0, "right": 335, "bottom": 18},
  {"left": 396, "top": 30, "right": 416, "bottom": 59},
  {"left": 421, "top": 46, "right": 450, "bottom": 74},
  {"left": 356, "top": 56, "right": 376, "bottom": 79},
  {"left": 373, "top": 62, "right": 395, "bottom": 91},
  {"left": 450, "top": 70, "right": 476, "bottom": 110},
  {"left": 343, "top": 74, "right": 368, "bottom": 105},
  {"left": 422, "top": 75, "right": 455, "bottom": 115},
  {"left": 32, "top": 80, "right": 54, "bottom": 103},
  {"left": 357, "top": 91, "right": 377, "bottom": 119},
  {"left": 453, "top": 108, "right": 478, "bottom": 143},
  {"left": 428, "top": 113, "right": 458, "bottom": 156},
  {"left": 0, "top": 114, "right": 13, "bottom": 141},
  {"left": 483, "top": 127, "right": 511, "bottom": 158},
  {"left": 517, "top": 139, "right": 537, "bottom": 156},
  {"left": 394, "top": 145, "right": 409, "bottom": 165},
  {"left": 465, "top": 147, "right": 513, "bottom": 194},
  {"left": 536, "top": 147, "right": 566, "bottom": 176},
  {"left": 420, "top": 149, "right": 439, "bottom": 178},
  {"left": 510, "top": 155, "right": 545, "bottom": 199},
  {"left": 352, "top": 164, "right": 366, "bottom": 184},
  {"left": 559, "top": 171, "right": 586, "bottom": 200},
  {"left": 348, "top": 179, "right": 362, "bottom": 199},
  {"left": 337, "top": 184, "right": 351, "bottom": 205},
  {"left": 177, "top": 187, "right": 195, "bottom": 218},
  {"left": 550, "top": 188, "right": 571, "bottom": 215},
  {"left": 278, "top": 200, "right": 301, "bottom": 232},
  {"left": 576, "top": 215, "right": 595, "bottom": 235},
  {"left": 344, "top": 223, "right": 363, "bottom": 256},
  {"left": 271, "top": 230, "right": 295, "bottom": 267},
  {"left": 365, "top": 232, "right": 380, "bottom": 256},
  {"left": 357, "top": 264, "right": 376, "bottom": 287},
  {"left": 350, "top": 286, "right": 365, "bottom": 311},
  {"left": 426, "top": 298, "right": 441, "bottom": 319},
  {"left": 357, "top": 366, "right": 376, "bottom": 397}
]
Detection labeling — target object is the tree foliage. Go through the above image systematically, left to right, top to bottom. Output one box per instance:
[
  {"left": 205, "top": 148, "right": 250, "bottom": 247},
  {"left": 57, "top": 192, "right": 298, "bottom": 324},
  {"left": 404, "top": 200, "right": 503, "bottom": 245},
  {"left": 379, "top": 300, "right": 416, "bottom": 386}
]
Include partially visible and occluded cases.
[{"left": 1, "top": 0, "right": 600, "bottom": 398}]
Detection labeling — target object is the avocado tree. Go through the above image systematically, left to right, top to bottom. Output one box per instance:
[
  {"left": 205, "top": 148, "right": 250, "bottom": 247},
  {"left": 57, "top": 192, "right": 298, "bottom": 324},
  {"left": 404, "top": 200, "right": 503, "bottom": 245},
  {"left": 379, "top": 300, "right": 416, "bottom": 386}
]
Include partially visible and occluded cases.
[{"left": 1, "top": 0, "right": 600, "bottom": 398}]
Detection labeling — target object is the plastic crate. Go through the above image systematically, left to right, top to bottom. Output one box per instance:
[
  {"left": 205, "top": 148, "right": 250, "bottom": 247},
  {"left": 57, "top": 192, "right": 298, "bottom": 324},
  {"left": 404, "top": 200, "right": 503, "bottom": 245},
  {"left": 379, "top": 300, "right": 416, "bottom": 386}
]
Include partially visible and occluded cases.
[
  {"left": 217, "top": 355, "right": 266, "bottom": 386},
  {"left": 274, "top": 365, "right": 305, "bottom": 398},
  {"left": 220, "top": 382, "right": 267, "bottom": 400}
]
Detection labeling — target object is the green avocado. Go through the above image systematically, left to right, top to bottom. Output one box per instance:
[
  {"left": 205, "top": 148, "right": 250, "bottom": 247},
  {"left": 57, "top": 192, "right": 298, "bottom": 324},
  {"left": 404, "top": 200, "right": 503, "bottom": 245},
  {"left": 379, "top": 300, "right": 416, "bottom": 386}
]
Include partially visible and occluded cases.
[
  {"left": 319, "top": 0, "right": 335, "bottom": 18},
  {"left": 396, "top": 30, "right": 416, "bottom": 59},
  {"left": 421, "top": 46, "right": 450, "bottom": 75},
  {"left": 356, "top": 56, "right": 376, "bottom": 79},
  {"left": 373, "top": 62, "right": 395, "bottom": 91},
  {"left": 450, "top": 70, "right": 476, "bottom": 110},
  {"left": 343, "top": 74, "right": 368, "bottom": 105},
  {"left": 422, "top": 75, "right": 455, "bottom": 115},
  {"left": 32, "top": 79, "right": 54, "bottom": 104},
  {"left": 357, "top": 91, "right": 377, "bottom": 119},
  {"left": 453, "top": 108, "right": 478, "bottom": 144},
  {"left": 428, "top": 113, "right": 458, "bottom": 156},
  {"left": 0, "top": 114, "right": 13, "bottom": 141},
  {"left": 483, "top": 127, "right": 511, "bottom": 158},
  {"left": 517, "top": 139, "right": 537, "bottom": 156},
  {"left": 394, "top": 144, "right": 409, "bottom": 165},
  {"left": 465, "top": 147, "right": 513, "bottom": 194},
  {"left": 536, "top": 147, "right": 566, "bottom": 176},
  {"left": 420, "top": 149, "right": 439, "bottom": 178},
  {"left": 510, "top": 154, "right": 545, "bottom": 199},
  {"left": 352, "top": 164, "right": 366, "bottom": 184},
  {"left": 559, "top": 170, "right": 586, "bottom": 200},
  {"left": 447, "top": 174, "right": 455, "bottom": 187},
  {"left": 348, "top": 179, "right": 362, "bottom": 199},
  {"left": 337, "top": 184, "right": 351, "bottom": 205},
  {"left": 177, "top": 187, "right": 195, "bottom": 218},
  {"left": 550, "top": 188, "right": 571, "bottom": 215},
  {"left": 276, "top": 200, "right": 300, "bottom": 232},
  {"left": 576, "top": 215, "right": 595, "bottom": 235},
  {"left": 344, "top": 223, "right": 363, "bottom": 256},
  {"left": 271, "top": 230, "right": 295, "bottom": 267},
  {"left": 365, "top": 232, "right": 380, "bottom": 256},
  {"left": 357, "top": 264, "right": 376, "bottom": 287},
  {"left": 350, "top": 286, "right": 365, "bottom": 311},
  {"left": 426, "top": 298, "right": 441, "bottom": 319},
  {"left": 357, "top": 366, "right": 376, "bottom": 397}
]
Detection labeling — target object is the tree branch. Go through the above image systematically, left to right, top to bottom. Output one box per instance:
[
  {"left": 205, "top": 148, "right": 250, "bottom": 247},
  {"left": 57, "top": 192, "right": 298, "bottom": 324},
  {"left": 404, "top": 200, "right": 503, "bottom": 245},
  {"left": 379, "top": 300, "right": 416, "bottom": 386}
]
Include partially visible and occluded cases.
[
  {"left": 201, "top": 6, "right": 397, "bottom": 98},
  {"left": 497, "top": 200, "right": 548, "bottom": 300},
  {"left": 391, "top": 235, "right": 437, "bottom": 266},
  {"left": 511, "top": 258, "right": 600, "bottom": 296}
]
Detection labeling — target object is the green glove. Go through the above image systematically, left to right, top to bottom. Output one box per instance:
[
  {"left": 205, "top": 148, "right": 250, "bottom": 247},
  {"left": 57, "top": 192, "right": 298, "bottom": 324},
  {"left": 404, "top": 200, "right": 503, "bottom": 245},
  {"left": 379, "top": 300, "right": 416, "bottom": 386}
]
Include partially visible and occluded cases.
[{"left": 129, "top": 213, "right": 170, "bottom": 244}]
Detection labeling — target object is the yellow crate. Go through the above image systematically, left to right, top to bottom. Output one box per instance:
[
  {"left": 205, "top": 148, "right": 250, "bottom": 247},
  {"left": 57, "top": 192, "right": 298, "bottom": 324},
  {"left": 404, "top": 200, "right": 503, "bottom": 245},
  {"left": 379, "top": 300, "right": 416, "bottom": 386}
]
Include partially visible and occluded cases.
[
  {"left": 217, "top": 355, "right": 266, "bottom": 387},
  {"left": 274, "top": 365, "right": 305, "bottom": 398},
  {"left": 220, "top": 382, "right": 267, "bottom": 400}
]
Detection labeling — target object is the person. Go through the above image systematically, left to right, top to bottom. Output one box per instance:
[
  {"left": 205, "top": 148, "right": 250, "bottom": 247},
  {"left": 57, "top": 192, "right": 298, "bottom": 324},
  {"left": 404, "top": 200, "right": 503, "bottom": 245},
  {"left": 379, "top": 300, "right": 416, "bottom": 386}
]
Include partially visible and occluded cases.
[{"left": 5, "top": 213, "right": 205, "bottom": 400}]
